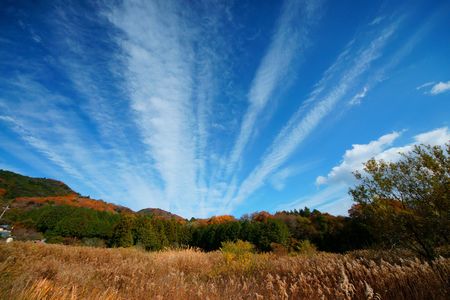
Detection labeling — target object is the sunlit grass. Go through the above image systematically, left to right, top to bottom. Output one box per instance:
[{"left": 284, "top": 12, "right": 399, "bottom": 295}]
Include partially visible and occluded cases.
[{"left": 0, "top": 242, "right": 448, "bottom": 299}]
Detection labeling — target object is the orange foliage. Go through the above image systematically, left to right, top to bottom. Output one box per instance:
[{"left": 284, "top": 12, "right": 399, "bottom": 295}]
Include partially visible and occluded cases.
[
  {"left": 0, "top": 188, "right": 6, "bottom": 197},
  {"left": 13, "top": 193, "right": 121, "bottom": 213},
  {"left": 349, "top": 199, "right": 407, "bottom": 218},
  {"left": 251, "top": 211, "right": 273, "bottom": 222},
  {"left": 151, "top": 215, "right": 187, "bottom": 224},
  {"left": 193, "top": 215, "right": 237, "bottom": 226},
  {"left": 207, "top": 215, "right": 236, "bottom": 224},
  {"left": 194, "top": 219, "right": 209, "bottom": 226}
]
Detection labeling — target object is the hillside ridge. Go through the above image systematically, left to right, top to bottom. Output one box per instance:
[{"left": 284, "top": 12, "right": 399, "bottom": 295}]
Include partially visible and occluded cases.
[{"left": 0, "top": 169, "right": 179, "bottom": 219}]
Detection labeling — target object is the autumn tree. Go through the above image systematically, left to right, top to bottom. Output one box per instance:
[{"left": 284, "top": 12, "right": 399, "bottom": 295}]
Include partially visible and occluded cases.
[{"left": 349, "top": 144, "right": 450, "bottom": 260}]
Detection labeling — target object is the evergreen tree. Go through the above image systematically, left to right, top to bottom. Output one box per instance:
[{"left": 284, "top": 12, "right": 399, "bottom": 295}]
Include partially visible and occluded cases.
[
  {"left": 111, "top": 214, "right": 135, "bottom": 247},
  {"left": 133, "top": 216, "right": 160, "bottom": 250}
]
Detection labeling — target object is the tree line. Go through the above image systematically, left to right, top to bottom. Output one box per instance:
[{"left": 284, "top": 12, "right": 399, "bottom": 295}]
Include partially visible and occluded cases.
[{"left": 4, "top": 144, "right": 449, "bottom": 259}]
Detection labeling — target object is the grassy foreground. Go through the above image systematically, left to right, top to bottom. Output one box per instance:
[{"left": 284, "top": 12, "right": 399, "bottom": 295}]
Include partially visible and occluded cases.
[{"left": 0, "top": 242, "right": 449, "bottom": 299}]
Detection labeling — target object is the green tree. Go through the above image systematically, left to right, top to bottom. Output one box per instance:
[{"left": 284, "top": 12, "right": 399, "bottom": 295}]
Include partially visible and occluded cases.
[
  {"left": 349, "top": 144, "right": 450, "bottom": 260},
  {"left": 36, "top": 206, "right": 73, "bottom": 233},
  {"left": 111, "top": 214, "right": 135, "bottom": 248},
  {"left": 133, "top": 216, "right": 160, "bottom": 250},
  {"left": 152, "top": 219, "right": 169, "bottom": 248},
  {"left": 240, "top": 219, "right": 290, "bottom": 251}
]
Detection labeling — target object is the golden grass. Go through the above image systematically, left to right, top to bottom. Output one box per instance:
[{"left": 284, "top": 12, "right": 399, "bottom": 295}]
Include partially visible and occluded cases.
[{"left": 0, "top": 242, "right": 448, "bottom": 299}]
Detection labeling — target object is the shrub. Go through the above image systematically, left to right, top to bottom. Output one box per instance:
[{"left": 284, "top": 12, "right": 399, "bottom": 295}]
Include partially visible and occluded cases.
[
  {"left": 220, "top": 240, "right": 254, "bottom": 256},
  {"left": 220, "top": 240, "right": 256, "bottom": 271},
  {"left": 297, "top": 240, "right": 317, "bottom": 255}
]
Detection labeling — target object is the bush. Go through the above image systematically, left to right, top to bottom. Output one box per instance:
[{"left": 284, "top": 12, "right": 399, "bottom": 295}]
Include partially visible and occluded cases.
[
  {"left": 220, "top": 240, "right": 255, "bottom": 270},
  {"left": 221, "top": 240, "right": 254, "bottom": 255},
  {"left": 297, "top": 240, "right": 317, "bottom": 255}
]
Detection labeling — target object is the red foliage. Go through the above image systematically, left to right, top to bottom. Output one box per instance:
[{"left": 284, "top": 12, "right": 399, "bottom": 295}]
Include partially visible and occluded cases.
[
  {"left": 13, "top": 193, "right": 122, "bottom": 213},
  {"left": 251, "top": 211, "right": 273, "bottom": 222}
]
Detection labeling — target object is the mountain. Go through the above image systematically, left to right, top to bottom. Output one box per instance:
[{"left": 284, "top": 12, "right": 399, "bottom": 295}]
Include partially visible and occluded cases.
[
  {"left": 0, "top": 169, "right": 75, "bottom": 199},
  {"left": 0, "top": 170, "right": 131, "bottom": 213},
  {"left": 0, "top": 170, "right": 184, "bottom": 220},
  {"left": 0, "top": 170, "right": 249, "bottom": 224},
  {"left": 138, "top": 208, "right": 185, "bottom": 222}
]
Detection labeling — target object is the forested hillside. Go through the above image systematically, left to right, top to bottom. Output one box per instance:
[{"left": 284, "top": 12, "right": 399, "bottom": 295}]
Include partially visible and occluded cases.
[
  {"left": 1, "top": 144, "right": 449, "bottom": 259},
  {"left": 0, "top": 169, "right": 75, "bottom": 199},
  {"left": 0, "top": 169, "right": 368, "bottom": 252}
]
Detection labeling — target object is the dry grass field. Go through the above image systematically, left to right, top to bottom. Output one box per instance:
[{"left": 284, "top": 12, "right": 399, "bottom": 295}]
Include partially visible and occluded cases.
[{"left": 0, "top": 242, "right": 449, "bottom": 300}]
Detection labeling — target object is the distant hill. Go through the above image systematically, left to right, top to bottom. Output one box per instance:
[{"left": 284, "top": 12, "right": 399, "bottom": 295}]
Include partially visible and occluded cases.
[
  {"left": 0, "top": 169, "right": 75, "bottom": 199},
  {"left": 0, "top": 170, "right": 131, "bottom": 213},
  {"left": 0, "top": 170, "right": 276, "bottom": 223},
  {"left": 12, "top": 194, "right": 132, "bottom": 214},
  {"left": 138, "top": 208, "right": 185, "bottom": 222}
]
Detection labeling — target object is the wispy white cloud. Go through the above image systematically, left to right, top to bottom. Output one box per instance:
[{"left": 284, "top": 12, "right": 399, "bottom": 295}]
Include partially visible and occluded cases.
[
  {"left": 1, "top": 0, "right": 236, "bottom": 217},
  {"left": 107, "top": 0, "right": 233, "bottom": 217},
  {"left": 225, "top": 0, "right": 323, "bottom": 177},
  {"left": 1, "top": 1, "right": 446, "bottom": 219},
  {"left": 3, "top": 2, "right": 174, "bottom": 210},
  {"left": 346, "top": 12, "right": 432, "bottom": 108},
  {"left": 369, "top": 15, "right": 386, "bottom": 26},
  {"left": 226, "top": 20, "right": 400, "bottom": 211},
  {"left": 0, "top": 79, "right": 164, "bottom": 210},
  {"left": 416, "top": 81, "right": 436, "bottom": 90},
  {"left": 429, "top": 81, "right": 450, "bottom": 95},
  {"left": 0, "top": 84, "right": 106, "bottom": 195},
  {"left": 349, "top": 86, "right": 368, "bottom": 106},
  {"left": 270, "top": 161, "right": 317, "bottom": 191},
  {"left": 270, "top": 167, "right": 296, "bottom": 191},
  {"left": 270, "top": 168, "right": 294, "bottom": 191},
  {"left": 278, "top": 183, "right": 348, "bottom": 214}
]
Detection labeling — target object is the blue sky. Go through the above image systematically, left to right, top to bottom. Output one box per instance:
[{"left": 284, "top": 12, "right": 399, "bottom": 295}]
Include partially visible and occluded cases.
[{"left": 0, "top": 0, "right": 449, "bottom": 218}]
